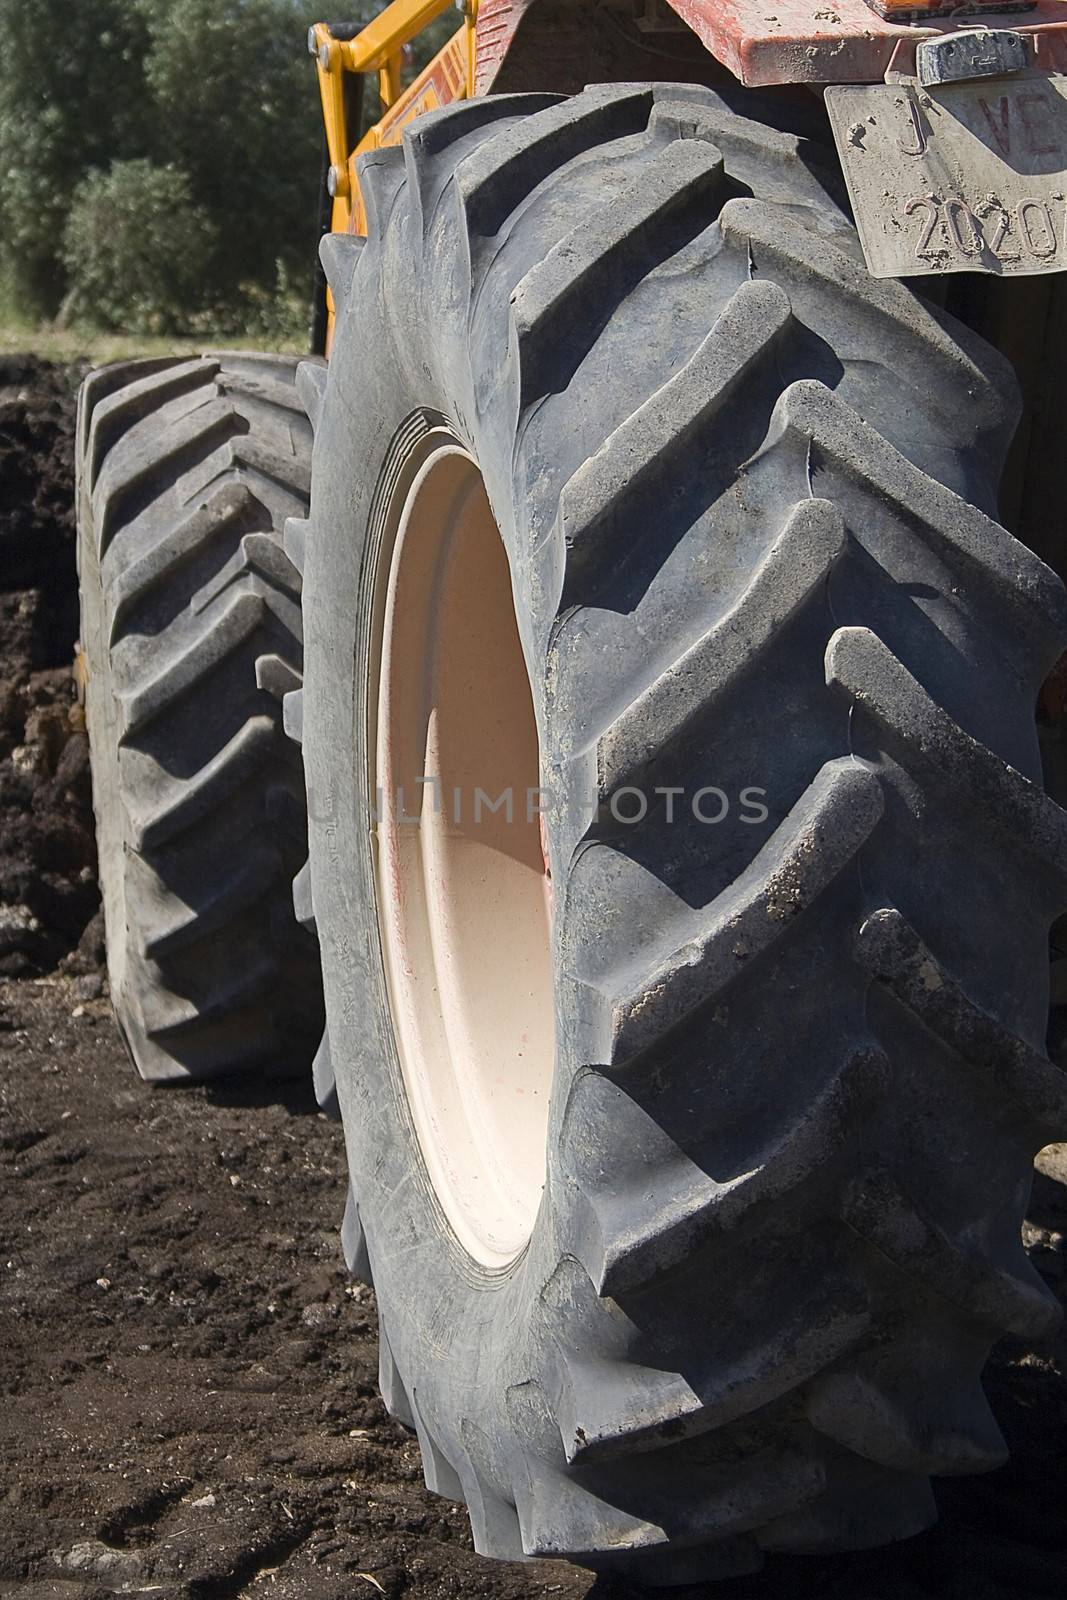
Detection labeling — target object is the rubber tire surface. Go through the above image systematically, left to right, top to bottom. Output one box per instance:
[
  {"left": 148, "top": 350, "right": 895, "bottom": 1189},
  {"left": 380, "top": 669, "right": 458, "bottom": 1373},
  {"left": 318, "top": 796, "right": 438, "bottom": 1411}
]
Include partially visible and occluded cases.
[
  {"left": 295, "top": 86, "right": 1067, "bottom": 1583},
  {"left": 77, "top": 352, "right": 323, "bottom": 1083}
]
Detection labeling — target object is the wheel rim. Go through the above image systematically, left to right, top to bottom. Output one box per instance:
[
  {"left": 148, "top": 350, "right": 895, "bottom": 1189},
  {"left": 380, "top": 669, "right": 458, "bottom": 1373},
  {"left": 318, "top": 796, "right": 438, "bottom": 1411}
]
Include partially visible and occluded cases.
[{"left": 371, "top": 438, "right": 554, "bottom": 1268}]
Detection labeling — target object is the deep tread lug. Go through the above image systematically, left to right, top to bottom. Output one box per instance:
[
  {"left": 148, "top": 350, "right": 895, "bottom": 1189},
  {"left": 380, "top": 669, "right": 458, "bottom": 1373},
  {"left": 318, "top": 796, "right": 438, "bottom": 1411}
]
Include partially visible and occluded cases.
[
  {"left": 456, "top": 86, "right": 655, "bottom": 246},
  {"left": 402, "top": 93, "right": 561, "bottom": 234},
  {"left": 512, "top": 138, "right": 727, "bottom": 408},
  {"left": 319, "top": 232, "right": 365, "bottom": 308},
  {"left": 558, "top": 278, "right": 794, "bottom": 598},
  {"left": 85, "top": 357, "right": 219, "bottom": 491},
  {"left": 295, "top": 359, "right": 328, "bottom": 429},
  {"left": 782, "top": 382, "right": 1066, "bottom": 671},
  {"left": 105, "top": 481, "right": 254, "bottom": 643},
  {"left": 598, "top": 496, "right": 846, "bottom": 791},
  {"left": 283, "top": 516, "right": 308, "bottom": 576},
  {"left": 190, "top": 531, "right": 301, "bottom": 613},
  {"left": 119, "top": 590, "right": 267, "bottom": 738},
  {"left": 827, "top": 627, "right": 1067, "bottom": 888},
  {"left": 255, "top": 652, "right": 303, "bottom": 701},
  {"left": 282, "top": 688, "right": 304, "bottom": 745},
  {"left": 132, "top": 716, "right": 277, "bottom": 852},
  {"left": 607, "top": 758, "right": 883, "bottom": 1061},
  {"left": 144, "top": 846, "right": 280, "bottom": 960},
  {"left": 293, "top": 860, "right": 315, "bottom": 933},
  {"left": 856, "top": 907, "right": 1067, "bottom": 1138},
  {"left": 312, "top": 1031, "right": 338, "bottom": 1118},
  {"left": 567, "top": 1047, "right": 887, "bottom": 1297},
  {"left": 341, "top": 1185, "right": 372, "bottom": 1281},
  {"left": 378, "top": 1323, "right": 415, "bottom": 1428},
  {"left": 807, "top": 1363, "right": 1008, "bottom": 1477},
  {"left": 408, "top": 1390, "right": 464, "bottom": 1500},
  {"left": 512, "top": 1455, "right": 663, "bottom": 1560}
]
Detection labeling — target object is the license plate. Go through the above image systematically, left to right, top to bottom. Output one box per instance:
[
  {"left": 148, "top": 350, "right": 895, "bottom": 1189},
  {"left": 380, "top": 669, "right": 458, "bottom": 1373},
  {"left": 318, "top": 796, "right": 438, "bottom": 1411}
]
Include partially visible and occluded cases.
[{"left": 826, "top": 75, "right": 1067, "bottom": 278}]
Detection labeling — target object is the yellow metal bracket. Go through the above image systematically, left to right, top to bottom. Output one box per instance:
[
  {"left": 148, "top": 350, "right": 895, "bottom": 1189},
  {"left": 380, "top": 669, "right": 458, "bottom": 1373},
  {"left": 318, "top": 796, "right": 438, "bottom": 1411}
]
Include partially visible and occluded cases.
[{"left": 312, "top": 1, "right": 478, "bottom": 241}]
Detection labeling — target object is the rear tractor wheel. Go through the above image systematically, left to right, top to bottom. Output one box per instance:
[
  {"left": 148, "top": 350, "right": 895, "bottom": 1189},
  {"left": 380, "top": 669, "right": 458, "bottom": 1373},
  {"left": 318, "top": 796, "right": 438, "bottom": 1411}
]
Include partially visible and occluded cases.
[{"left": 294, "top": 86, "right": 1067, "bottom": 1583}]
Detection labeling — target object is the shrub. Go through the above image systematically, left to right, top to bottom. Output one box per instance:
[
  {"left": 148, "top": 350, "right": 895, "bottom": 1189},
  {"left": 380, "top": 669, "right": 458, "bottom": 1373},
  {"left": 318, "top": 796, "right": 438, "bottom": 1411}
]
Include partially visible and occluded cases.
[
  {"left": 0, "top": 0, "right": 150, "bottom": 318},
  {"left": 136, "top": 0, "right": 322, "bottom": 306},
  {"left": 61, "top": 160, "right": 216, "bottom": 335},
  {"left": 231, "top": 261, "right": 310, "bottom": 345}
]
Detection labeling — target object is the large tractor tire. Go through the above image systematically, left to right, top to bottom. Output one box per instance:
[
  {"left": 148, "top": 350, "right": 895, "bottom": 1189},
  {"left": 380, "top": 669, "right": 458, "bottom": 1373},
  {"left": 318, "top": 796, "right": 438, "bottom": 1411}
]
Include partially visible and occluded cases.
[
  {"left": 293, "top": 86, "right": 1067, "bottom": 1582},
  {"left": 77, "top": 353, "right": 322, "bottom": 1082}
]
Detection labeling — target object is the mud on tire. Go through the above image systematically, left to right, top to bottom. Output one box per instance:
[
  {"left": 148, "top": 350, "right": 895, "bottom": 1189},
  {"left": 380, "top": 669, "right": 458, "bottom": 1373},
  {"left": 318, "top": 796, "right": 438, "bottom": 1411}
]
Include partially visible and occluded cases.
[
  {"left": 295, "top": 85, "right": 1067, "bottom": 1583},
  {"left": 77, "top": 353, "right": 323, "bottom": 1082}
]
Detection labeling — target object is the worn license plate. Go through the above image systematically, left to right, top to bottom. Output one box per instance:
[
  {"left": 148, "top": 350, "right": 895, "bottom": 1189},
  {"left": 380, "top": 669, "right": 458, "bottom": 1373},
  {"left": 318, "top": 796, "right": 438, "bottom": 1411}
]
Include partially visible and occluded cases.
[{"left": 826, "top": 75, "right": 1067, "bottom": 277}]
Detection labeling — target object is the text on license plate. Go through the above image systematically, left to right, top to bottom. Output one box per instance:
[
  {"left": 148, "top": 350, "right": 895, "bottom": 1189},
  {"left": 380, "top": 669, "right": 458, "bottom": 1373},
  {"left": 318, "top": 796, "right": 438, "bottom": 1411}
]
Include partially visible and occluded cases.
[{"left": 826, "top": 76, "right": 1067, "bottom": 278}]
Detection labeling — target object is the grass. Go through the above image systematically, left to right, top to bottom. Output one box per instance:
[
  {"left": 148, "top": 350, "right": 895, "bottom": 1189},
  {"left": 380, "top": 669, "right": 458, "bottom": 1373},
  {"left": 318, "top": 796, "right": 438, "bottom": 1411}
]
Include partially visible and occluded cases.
[
  {"left": 0, "top": 285, "right": 308, "bottom": 368},
  {"left": 0, "top": 318, "right": 307, "bottom": 366}
]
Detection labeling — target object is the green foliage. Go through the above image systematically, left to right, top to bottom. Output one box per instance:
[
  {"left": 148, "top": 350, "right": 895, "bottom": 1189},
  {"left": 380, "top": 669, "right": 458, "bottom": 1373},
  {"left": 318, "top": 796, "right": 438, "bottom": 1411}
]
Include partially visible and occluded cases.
[
  {"left": 0, "top": 0, "right": 327, "bottom": 332},
  {"left": 0, "top": 0, "right": 149, "bottom": 315},
  {"left": 133, "top": 0, "right": 323, "bottom": 303},
  {"left": 0, "top": 1, "right": 473, "bottom": 337},
  {"left": 61, "top": 160, "right": 216, "bottom": 335},
  {"left": 224, "top": 261, "right": 312, "bottom": 345}
]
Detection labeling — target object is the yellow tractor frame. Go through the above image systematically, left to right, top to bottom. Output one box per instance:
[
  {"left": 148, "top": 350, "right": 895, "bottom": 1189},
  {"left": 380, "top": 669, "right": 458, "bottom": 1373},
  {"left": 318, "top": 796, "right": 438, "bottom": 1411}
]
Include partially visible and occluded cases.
[{"left": 311, "top": 0, "right": 478, "bottom": 247}]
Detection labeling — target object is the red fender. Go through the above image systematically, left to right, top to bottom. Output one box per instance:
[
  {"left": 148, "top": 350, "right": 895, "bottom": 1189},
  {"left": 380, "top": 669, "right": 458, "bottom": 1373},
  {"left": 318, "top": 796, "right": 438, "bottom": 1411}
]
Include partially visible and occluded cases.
[{"left": 475, "top": 0, "right": 1067, "bottom": 91}]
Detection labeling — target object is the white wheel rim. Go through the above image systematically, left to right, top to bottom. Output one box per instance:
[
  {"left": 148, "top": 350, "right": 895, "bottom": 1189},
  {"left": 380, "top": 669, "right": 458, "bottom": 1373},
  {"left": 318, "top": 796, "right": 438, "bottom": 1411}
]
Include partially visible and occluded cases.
[{"left": 371, "top": 438, "right": 554, "bottom": 1268}]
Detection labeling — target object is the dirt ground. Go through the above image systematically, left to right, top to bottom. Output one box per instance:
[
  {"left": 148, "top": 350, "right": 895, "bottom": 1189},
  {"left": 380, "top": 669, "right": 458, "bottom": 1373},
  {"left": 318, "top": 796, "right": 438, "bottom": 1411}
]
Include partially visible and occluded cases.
[
  {"left": 0, "top": 356, "right": 99, "bottom": 981},
  {"left": 2, "top": 359, "right": 1067, "bottom": 1600}
]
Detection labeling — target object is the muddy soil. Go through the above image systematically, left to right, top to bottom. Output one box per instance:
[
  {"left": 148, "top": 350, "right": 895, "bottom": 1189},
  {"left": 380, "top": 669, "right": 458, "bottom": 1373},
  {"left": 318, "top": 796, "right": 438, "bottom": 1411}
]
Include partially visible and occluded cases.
[
  {"left": 0, "top": 357, "right": 99, "bottom": 979},
  {"left": 1, "top": 358, "right": 1066, "bottom": 1600},
  {"left": 0, "top": 971, "right": 577, "bottom": 1600},
  {"left": 2, "top": 975, "right": 1066, "bottom": 1600}
]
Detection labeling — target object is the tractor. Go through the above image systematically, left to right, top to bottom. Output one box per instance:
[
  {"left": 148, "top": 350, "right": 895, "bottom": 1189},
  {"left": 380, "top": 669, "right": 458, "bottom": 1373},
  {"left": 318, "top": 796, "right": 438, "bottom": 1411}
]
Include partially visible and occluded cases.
[{"left": 75, "top": 0, "right": 1067, "bottom": 1583}]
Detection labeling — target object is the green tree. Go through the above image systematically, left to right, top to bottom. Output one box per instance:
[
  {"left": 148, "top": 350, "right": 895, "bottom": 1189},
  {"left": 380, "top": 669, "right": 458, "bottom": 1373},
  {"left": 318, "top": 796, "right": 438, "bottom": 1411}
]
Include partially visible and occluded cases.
[
  {"left": 0, "top": 0, "right": 149, "bottom": 315},
  {"left": 1, "top": 0, "right": 326, "bottom": 326},
  {"left": 134, "top": 0, "right": 324, "bottom": 306},
  {"left": 1, "top": 1, "right": 468, "bottom": 333},
  {"left": 62, "top": 160, "right": 216, "bottom": 335}
]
